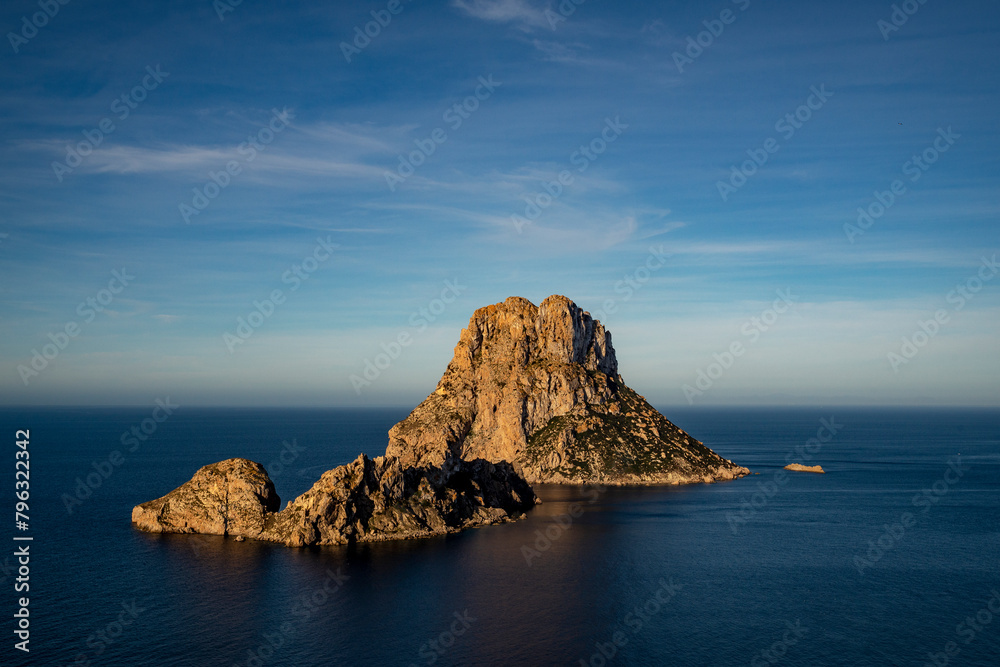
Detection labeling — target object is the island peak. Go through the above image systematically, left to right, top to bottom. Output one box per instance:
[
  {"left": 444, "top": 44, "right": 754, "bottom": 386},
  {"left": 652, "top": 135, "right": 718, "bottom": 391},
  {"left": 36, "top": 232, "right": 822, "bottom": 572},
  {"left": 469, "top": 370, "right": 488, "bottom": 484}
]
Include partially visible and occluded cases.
[{"left": 387, "top": 294, "right": 748, "bottom": 485}]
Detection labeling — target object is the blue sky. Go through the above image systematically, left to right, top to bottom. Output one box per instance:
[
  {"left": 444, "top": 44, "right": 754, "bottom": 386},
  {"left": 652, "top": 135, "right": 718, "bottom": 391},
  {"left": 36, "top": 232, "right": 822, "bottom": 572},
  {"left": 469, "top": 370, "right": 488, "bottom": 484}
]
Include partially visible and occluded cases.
[{"left": 1, "top": 0, "right": 998, "bottom": 407}]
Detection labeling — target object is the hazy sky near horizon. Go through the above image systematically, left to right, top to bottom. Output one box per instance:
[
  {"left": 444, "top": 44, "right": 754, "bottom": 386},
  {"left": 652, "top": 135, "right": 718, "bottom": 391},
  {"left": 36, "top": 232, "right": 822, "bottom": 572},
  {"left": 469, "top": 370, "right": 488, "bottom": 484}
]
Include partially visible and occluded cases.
[{"left": 1, "top": 0, "right": 998, "bottom": 407}]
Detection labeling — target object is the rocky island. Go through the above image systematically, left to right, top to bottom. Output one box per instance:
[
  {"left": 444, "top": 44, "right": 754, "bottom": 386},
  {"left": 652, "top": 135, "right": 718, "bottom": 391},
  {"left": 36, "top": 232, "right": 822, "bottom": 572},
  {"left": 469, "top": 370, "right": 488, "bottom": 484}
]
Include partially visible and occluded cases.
[
  {"left": 132, "top": 295, "right": 748, "bottom": 546},
  {"left": 387, "top": 295, "right": 748, "bottom": 485},
  {"left": 132, "top": 454, "right": 536, "bottom": 546},
  {"left": 784, "top": 463, "right": 825, "bottom": 473}
]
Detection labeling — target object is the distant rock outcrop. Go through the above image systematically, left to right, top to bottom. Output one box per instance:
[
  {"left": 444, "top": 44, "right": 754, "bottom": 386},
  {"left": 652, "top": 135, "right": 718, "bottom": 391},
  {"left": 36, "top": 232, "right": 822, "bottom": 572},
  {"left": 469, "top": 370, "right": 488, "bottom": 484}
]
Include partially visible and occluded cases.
[
  {"left": 387, "top": 295, "right": 748, "bottom": 485},
  {"left": 133, "top": 455, "right": 537, "bottom": 547},
  {"left": 131, "top": 458, "right": 280, "bottom": 536},
  {"left": 784, "top": 463, "right": 825, "bottom": 474}
]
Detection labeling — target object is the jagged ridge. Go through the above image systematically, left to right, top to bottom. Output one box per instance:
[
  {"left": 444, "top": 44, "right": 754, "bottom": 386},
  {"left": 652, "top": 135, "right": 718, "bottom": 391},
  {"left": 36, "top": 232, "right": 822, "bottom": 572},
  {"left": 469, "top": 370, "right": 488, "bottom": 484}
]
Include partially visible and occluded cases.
[{"left": 132, "top": 455, "right": 537, "bottom": 547}]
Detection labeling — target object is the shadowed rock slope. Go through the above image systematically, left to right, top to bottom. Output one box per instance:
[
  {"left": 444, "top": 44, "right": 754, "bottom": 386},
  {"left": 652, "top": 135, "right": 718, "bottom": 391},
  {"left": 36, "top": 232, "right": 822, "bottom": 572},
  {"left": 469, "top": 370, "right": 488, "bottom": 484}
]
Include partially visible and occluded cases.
[
  {"left": 386, "top": 295, "right": 748, "bottom": 485},
  {"left": 132, "top": 455, "right": 537, "bottom": 547}
]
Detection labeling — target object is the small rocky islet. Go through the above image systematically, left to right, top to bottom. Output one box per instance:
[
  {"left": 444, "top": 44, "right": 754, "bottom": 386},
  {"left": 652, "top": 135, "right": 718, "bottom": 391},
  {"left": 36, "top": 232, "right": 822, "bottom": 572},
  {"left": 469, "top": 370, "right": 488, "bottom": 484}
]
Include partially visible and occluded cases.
[
  {"left": 132, "top": 295, "right": 750, "bottom": 546},
  {"left": 785, "top": 463, "right": 825, "bottom": 473}
]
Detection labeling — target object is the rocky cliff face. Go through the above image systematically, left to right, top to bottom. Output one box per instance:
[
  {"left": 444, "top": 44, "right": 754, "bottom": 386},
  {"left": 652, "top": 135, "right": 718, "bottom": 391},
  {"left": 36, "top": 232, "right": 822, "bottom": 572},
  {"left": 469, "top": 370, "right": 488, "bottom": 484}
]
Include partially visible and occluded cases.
[
  {"left": 386, "top": 295, "right": 748, "bottom": 485},
  {"left": 260, "top": 454, "right": 536, "bottom": 546},
  {"left": 133, "top": 455, "right": 537, "bottom": 547},
  {"left": 131, "top": 458, "right": 280, "bottom": 536}
]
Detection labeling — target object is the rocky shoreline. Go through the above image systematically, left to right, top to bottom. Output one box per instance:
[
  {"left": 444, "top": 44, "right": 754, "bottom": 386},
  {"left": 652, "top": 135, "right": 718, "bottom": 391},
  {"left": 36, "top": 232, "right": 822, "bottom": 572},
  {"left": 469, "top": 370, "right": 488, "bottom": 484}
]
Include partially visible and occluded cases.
[{"left": 132, "top": 454, "right": 537, "bottom": 546}]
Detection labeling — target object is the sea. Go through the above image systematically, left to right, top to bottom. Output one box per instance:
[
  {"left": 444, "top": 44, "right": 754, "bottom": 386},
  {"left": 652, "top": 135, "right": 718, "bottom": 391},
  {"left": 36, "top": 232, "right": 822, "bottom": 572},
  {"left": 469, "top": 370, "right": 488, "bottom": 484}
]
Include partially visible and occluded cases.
[{"left": 0, "top": 406, "right": 997, "bottom": 666}]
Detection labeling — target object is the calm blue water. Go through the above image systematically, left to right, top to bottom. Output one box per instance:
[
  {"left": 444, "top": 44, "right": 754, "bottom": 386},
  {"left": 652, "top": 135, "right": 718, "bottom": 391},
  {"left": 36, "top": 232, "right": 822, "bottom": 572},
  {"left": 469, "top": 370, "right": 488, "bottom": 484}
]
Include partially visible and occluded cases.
[{"left": 0, "top": 407, "right": 997, "bottom": 666}]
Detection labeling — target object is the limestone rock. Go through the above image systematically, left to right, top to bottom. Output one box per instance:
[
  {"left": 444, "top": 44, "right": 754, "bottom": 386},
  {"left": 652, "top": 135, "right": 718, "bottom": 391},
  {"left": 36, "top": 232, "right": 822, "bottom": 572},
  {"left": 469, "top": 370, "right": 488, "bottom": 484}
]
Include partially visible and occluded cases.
[
  {"left": 132, "top": 293, "right": 749, "bottom": 547},
  {"left": 386, "top": 295, "right": 748, "bottom": 485},
  {"left": 260, "top": 453, "right": 537, "bottom": 547},
  {"left": 133, "top": 454, "right": 537, "bottom": 547},
  {"left": 130, "top": 458, "right": 280, "bottom": 536},
  {"left": 784, "top": 463, "right": 825, "bottom": 473}
]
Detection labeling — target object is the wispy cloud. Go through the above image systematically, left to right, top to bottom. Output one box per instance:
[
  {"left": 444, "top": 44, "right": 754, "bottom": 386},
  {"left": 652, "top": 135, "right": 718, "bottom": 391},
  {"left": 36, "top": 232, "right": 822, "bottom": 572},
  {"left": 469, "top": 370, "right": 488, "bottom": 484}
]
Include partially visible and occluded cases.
[
  {"left": 452, "top": 0, "right": 552, "bottom": 29},
  {"left": 531, "top": 39, "right": 584, "bottom": 63},
  {"left": 20, "top": 119, "right": 405, "bottom": 181},
  {"left": 292, "top": 122, "right": 409, "bottom": 154},
  {"left": 22, "top": 141, "right": 387, "bottom": 181},
  {"left": 71, "top": 144, "right": 233, "bottom": 173},
  {"left": 518, "top": 212, "right": 638, "bottom": 251}
]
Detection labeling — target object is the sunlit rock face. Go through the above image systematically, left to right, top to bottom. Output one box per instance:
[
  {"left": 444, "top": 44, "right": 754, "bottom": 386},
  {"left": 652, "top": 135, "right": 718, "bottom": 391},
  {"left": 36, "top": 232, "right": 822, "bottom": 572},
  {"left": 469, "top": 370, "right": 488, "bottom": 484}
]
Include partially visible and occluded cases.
[
  {"left": 387, "top": 295, "right": 749, "bottom": 485},
  {"left": 133, "top": 455, "right": 537, "bottom": 547},
  {"left": 131, "top": 458, "right": 280, "bottom": 537}
]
